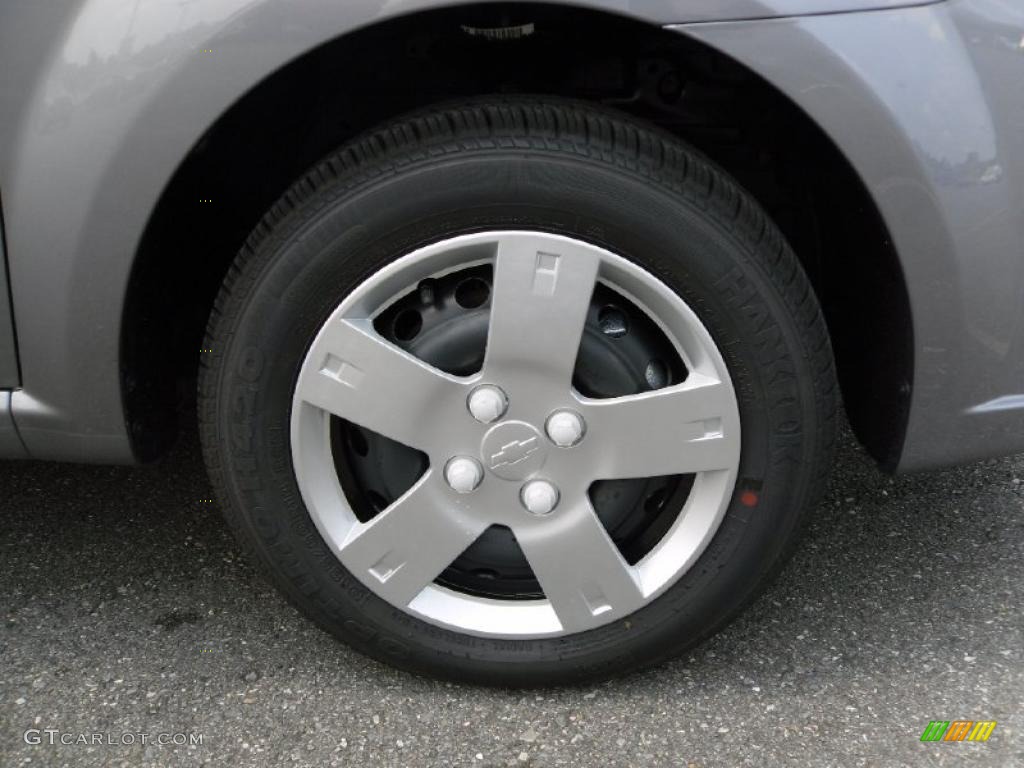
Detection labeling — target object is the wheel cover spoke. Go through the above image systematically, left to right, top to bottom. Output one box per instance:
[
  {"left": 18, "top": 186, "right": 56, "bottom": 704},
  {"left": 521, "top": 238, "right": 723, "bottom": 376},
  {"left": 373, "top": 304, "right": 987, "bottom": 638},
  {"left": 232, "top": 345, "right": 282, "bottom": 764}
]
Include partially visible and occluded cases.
[
  {"left": 484, "top": 235, "right": 600, "bottom": 386},
  {"left": 295, "top": 317, "right": 466, "bottom": 453},
  {"left": 579, "top": 373, "right": 740, "bottom": 479},
  {"left": 337, "top": 473, "right": 489, "bottom": 607},
  {"left": 517, "top": 498, "right": 645, "bottom": 632}
]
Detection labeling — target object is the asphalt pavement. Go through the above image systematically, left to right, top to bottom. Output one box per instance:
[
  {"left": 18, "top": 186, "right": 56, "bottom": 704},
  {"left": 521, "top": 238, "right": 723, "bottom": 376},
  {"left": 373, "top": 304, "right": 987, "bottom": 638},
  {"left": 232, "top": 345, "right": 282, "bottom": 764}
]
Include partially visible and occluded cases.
[{"left": 0, "top": 424, "right": 1021, "bottom": 767}]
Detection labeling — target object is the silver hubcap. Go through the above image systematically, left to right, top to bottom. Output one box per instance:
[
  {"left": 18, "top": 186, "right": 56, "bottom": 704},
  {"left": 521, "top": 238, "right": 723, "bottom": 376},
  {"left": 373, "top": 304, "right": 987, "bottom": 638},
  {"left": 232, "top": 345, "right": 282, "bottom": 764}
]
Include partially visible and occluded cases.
[{"left": 291, "top": 231, "right": 741, "bottom": 638}]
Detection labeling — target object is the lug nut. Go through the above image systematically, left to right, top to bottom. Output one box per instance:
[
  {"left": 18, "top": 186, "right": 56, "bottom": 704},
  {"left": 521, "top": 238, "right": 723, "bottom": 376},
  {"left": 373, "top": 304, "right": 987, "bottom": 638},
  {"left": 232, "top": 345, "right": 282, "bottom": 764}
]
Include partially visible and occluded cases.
[
  {"left": 467, "top": 385, "right": 508, "bottom": 424},
  {"left": 545, "top": 410, "right": 586, "bottom": 448},
  {"left": 445, "top": 456, "right": 483, "bottom": 494},
  {"left": 521, "top": 479, "right": 560, "bottom": 516}
]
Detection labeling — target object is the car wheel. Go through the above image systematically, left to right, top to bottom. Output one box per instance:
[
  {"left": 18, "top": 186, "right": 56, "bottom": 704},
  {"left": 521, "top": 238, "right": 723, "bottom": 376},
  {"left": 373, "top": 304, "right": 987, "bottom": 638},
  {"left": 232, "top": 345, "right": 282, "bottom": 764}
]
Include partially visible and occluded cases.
[{"left": 199, "top": 98, "right": 837, "bottom": 685}]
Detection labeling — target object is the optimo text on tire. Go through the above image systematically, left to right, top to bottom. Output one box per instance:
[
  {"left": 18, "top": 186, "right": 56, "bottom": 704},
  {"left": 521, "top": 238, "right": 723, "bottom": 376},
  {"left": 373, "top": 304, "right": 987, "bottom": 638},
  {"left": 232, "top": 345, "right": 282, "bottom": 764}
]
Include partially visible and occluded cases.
[{"left": 199, "top": 98, "right": 837, "bottom": 685}]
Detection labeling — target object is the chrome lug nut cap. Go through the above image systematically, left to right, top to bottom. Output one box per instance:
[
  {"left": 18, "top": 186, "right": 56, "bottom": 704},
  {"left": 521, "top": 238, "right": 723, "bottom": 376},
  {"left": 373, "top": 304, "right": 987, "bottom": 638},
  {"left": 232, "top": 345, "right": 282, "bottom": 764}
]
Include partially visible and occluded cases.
[
  {"left": 467, "top": 385, "right": 508, "bottom": 424},
  {"left": 545, "top": 410, "right": 586, "bottom": 448},
  {"left": 445, "top": 456, "right": 483, "bottom": 493},
  {"left": 521, "top": 479, "right": 560, "bottom": 516}
]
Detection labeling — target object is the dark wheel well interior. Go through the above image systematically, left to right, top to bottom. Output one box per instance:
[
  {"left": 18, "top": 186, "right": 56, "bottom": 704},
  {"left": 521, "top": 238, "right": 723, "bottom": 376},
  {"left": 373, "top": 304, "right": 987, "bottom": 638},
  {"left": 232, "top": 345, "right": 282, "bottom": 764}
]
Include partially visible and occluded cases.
[{"left": 123, "top": 3, "right": 912, "bottom": 469}]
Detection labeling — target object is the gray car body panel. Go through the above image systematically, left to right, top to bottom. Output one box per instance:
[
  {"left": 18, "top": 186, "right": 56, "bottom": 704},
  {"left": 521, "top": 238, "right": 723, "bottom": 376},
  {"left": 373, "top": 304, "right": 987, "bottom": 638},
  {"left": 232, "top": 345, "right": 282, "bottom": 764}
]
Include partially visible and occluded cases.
[
  {"left": 0, "top": 0, "right": 1020, "bottom": 469},
  {"left": 677, "top": 0, "right": 1024, "bottom": 471},
  {"left": 0, "top": 208, "right": 19, "bottom": 390},
  {"left": 0, "top": 392, "right": 25, "bottom": 457}
]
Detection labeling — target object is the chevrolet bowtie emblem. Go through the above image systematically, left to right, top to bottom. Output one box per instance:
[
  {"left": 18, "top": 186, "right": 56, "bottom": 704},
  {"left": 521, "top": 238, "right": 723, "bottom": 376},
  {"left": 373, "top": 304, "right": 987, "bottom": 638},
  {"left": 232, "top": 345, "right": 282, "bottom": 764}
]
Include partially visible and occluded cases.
[{"left": 489, "top": 437, "right": 540, "bottom": 470}]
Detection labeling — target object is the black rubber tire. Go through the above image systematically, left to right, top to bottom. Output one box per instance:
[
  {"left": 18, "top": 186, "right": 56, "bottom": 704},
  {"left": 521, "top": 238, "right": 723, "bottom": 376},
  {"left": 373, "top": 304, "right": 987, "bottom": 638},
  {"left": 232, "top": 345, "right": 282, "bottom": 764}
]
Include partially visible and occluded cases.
[{"left": 199, "top": 97, "right": 838, "bottom": 686}]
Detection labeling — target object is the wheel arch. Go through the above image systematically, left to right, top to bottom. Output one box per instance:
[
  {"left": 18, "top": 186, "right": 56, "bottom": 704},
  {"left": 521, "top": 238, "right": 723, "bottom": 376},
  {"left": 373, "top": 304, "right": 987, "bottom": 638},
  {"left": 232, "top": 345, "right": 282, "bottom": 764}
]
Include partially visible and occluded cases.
[{"left": 119, "top": 3, "right": 916, "bottom": 467}]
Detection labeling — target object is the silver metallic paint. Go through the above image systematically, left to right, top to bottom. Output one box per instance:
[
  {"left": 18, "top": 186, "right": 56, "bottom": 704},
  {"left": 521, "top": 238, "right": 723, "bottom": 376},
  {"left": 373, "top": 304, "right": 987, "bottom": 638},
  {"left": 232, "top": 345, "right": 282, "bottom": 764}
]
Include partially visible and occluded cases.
[
  {"left": 0, "top": 0, "right": 1020, "bottom": 470},
  {"left": 675, "top": 0, "right": 1024, "bottom": 470},
  {"left": 0, "top": 208, "right": 18, "bottom": 389},
  {"left": 0, "top": 392, "right": 24, "bottom": 456}
]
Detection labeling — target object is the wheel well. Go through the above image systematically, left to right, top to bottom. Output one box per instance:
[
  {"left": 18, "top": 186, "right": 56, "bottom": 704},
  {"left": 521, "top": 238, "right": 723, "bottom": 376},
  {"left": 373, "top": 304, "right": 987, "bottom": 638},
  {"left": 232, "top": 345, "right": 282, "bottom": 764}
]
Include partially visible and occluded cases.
[{"left": 124, "top": 3, "right": 912, "bottom": 468}]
